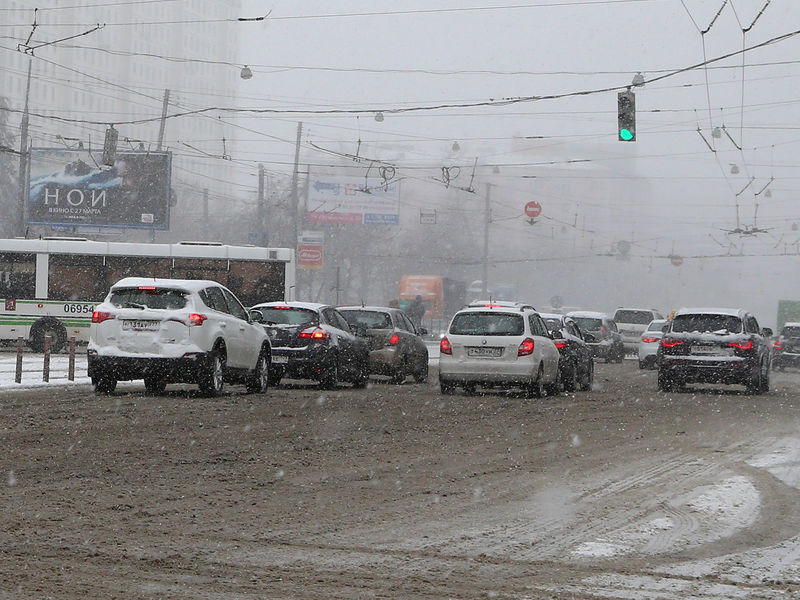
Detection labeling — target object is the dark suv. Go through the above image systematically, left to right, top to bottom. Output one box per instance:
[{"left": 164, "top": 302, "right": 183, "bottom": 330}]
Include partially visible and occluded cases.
[
  {"left": 657, "top": 308, "right": 772, "bottom": 393},
  {"left": 771, "top": 322, "right": 800, "bottom": 370}
]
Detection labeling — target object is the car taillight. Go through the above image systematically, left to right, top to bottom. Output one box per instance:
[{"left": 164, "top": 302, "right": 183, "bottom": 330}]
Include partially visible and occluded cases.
[
  {"left": 137, "top": 286, "right": 156, "bottom": 291},
  {"left": 91, "top": 311, "right": 114, "bottom": 323},
  {"left": 188, "top": 313, "right": 207, "bottom": 326},
  {"left": 299, "top": 327, "right": 328, "bottom": 340},
  {"left": 601, "top": 327, "right": 608, "bottom": 334},
  {"left": 387, "top": 333, "right": 400, "bottom": 346},
  {"left": 641, "top": 336, "right": 658, "bottom": 343},
  {"left": 440, "top": 337, "right": 452, "bottom": 355},
  {"left": 518, "top": 337, "right": 535, "bottom": 356},
  {"left": 661, "top": 338, "right": 684, "bottom": 348},
  {"left": 554, "top": 340, "right": 567, "bottom": 349},
  {"left": 729, "top": 340, "right": 754, "bottom": 350},
  {"left": 773, "top": 340, "right": 783, "bottom": 349}
]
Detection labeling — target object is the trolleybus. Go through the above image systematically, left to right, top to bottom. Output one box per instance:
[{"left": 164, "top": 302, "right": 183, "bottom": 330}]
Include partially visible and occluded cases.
[{"left": 0, "top": 237, "right": 295, "bottom": 352}]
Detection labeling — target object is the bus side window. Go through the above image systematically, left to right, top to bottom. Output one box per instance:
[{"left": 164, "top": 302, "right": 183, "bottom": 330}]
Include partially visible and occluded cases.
[{"left": 0, "top": 253, "right": 36, "bottom": 298}]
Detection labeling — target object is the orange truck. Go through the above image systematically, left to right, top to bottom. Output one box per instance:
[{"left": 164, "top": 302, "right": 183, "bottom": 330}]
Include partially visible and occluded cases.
[{"left": 398, "top": 275, "right": 465, "bottom": 321}]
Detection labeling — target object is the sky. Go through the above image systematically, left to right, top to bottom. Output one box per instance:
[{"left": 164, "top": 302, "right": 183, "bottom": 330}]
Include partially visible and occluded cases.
[{"left": 234, "top": 0, "right": 800, "bottom": 322}]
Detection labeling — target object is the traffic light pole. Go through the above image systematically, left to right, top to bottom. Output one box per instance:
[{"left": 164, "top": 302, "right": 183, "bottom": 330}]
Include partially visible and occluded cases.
[{"left": 16, "top": 56, "right": 32, "bottom": 238}]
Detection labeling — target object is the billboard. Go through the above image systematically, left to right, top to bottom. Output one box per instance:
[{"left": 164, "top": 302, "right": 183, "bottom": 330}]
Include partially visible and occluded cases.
[
  {"left": 27, "top": 148, "right": 172, "bottom": 229},
  {"left": 307, "top": 175, "right": 399, "bottom": 225},
  {"left": 297, "top": 230, "right": 324, "bottom": 270}
]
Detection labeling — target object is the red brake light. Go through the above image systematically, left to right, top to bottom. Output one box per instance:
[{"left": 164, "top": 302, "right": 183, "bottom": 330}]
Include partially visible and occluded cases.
[
  {"left": 137, "top": 286, "right": 156, "bottom": 291},
  {"left": 483, "top": 303, "right": 503, "bottom": 308},
  {"left": 273, "top": 306, "right": 291, "bottom": 310},
  {"left": 91, "top": 311, "right": 114, "bottom": 323},
  {"left": 188, "top": 313, "right": 207, "bottom": 326},
  {"left": 602, "top": 326, "right": 608, "bottom": 334},
  {"left": 299, "top": 327, "right": 328, "bottom": 340},
  {"left": 387, "top": 333, "right": 400, "bottom": 346},
  {"left": 641, "top": 336, "right": 658, "bottom": 343},
  {"left": 440, "top": 337, "right": 452, "bottom": 355},
  {"left": 518, "top": 337, "right": 535, "bottom": 356},
  {"left": 661, "top": 338, "right": 684, "bottom": 348},
  {"left": 554, "top": 340, "right": 567, "bottom": 349},
  {"left": 729, "top": 340, "right": 754, "bottom": 350},
  {"left": 773, "top": 341, "right": 783, "bottom": 349}
]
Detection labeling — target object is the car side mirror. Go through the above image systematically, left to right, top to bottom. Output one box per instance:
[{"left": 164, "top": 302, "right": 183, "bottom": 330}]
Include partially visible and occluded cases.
[
  {"left": 249, "top": 310, "right": 264, "bottom": 323},
  {"left": 661, "top": 324, "right": 670, "bottom": 333},
  {"left": 419, "top": 327, "right": 428, "bottom": 336},
  {"left": 761, "top": 327, "right": 773, "bottom": 337},
  {"left": 551, "top": 329, "right": 564, "bottom": 339},
  {"left": 584, "top": 333, "right": 597, "bottom": 343}
]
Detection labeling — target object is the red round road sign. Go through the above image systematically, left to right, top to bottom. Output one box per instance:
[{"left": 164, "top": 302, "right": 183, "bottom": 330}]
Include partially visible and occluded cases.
[
  {"left": 524, "top": 201, "right": 542, "bottom": 218},
  {"left": 670, "top": 255, "right": 683, "bottom": 267}
]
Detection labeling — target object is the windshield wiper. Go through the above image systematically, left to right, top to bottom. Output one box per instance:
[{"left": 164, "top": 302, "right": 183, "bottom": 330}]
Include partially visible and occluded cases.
[{"left": 123, "top": 302, "right": 146, "bottom": 309}]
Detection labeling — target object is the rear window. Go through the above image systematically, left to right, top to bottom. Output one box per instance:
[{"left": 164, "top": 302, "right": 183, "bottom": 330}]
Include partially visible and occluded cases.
[
  {"left": 109, "top": 288, "right": 188, "bottom": 310},
  {"left": 256, "top": 306, "right": 318, "bottom": 326},
  {"left": 340, "top": 310, "right": 392, "bottom": 329},
  {"left": 613, "top": 310, "right": 654, "bottom": 324},
  {"left": 449, "top": 312, "right": 524, "bottom": 336},
  {"left": 672, "top": 314, "right": 742, "bottom": 334},
  {"left": 572, "top": 317, "right": 603, "bottom": 331},
  {"left": 543, "top": 318, "right": 561, "bottom": 332},
  {"left": 647, "top": 320, "right": 666, "bottom": 331},
  {"left": 782, "top": 326, "right": 800, "bottom": 338}
]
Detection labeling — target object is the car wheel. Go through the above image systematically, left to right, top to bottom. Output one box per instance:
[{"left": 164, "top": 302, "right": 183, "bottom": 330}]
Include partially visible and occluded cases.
[
  {"left": 30, "top": 319, "right": 67, "bottom": 353},
  {"left": 199, "top": 346, "right": 225, "bottom": 397},
  {"left": 246, "top": 352, "right": 269, "bottom": 394},
  {"left": 320, "top": 358, "right": 338, "bottom": 390},
  {"left": 413, "top": 358, "right": 429, "bottom": 383},
  {"left": 638, "top": 360, "right": 646, "bottom": 369},
  {"left": 760, "top": 360, "right": 770, "bottom": 393},
  {"left": 579, "top": 361, "right": 594, "bottom": 392},
  {"left": 562, "top": 362, "right": 577, "bottom": 392},
  {"left": 352, "top": 363, "right": 368, "bottom": 389},
  {"left": 525, "top": 365, "right": 546, "bottom": 398},
  {"left": 268, "top": 366, "right": 284, "bottom": 386},
  {"left": 390, "top": 366, "right": 406, "bottom": 385},
  {"left": 544, "top": 366, "right": 561, "bottom": 396},
  {"left": 93, "top": 373, "right": 117, "bottom": 395},
  {"left": 144, "top": 376, "right": 167, "bottom": 395},
  {"left": 440, "top": 380, "right": 456, "bottom": 395}
]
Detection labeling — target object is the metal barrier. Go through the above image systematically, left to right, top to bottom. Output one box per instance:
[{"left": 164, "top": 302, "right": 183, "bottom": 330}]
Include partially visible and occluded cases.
[{"left": 14, "top": 335, "right": 77, "bottom": 383}]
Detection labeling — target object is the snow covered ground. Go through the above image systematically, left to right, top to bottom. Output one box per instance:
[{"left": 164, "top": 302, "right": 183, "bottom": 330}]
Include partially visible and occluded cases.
[{"left": 0, "top": 351, "right": 91, "bottom": 389}]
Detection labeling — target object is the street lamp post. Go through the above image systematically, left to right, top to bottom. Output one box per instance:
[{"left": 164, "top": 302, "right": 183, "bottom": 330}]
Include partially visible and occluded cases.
[{"left": 16, "top": 55, "right": 32, "bottom": 238}]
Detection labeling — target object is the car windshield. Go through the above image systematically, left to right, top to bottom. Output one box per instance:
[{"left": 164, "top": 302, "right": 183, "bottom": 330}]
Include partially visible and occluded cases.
[
  {"left": 108, "top": 287, "right": 188, "bottom": 310},
  {"left": 256, "top": 307, "right": 318, "bottom": 326},
  {"left": 340, "top": 310, "right": 392, "bottom": 329},
  {"left": 614, "top": 310, "right": 653, "bottom": 324},
  {"left": 450, "top": 312, "right": 524, "bottom": 336},
  {"left": 672, "top": 314, "right": 743, "bottom": 334},
  {"left": 572, "top": 317, "right": 603, "bottom": 331},
  {"left": 647, "top": 320, "right": 666, "bottom": 331},
  {"left": 782, "top": 326, "right": 800, "bottom": 338}
]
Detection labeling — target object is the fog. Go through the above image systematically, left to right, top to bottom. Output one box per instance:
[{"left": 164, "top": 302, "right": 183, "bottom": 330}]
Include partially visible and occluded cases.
[{"left": 3, "top": 1, "right": 800, "bottom": 327}]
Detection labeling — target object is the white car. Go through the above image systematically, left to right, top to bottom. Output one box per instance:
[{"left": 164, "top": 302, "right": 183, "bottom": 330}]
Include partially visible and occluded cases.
[
  {"left": 88, "top": 277, "right": 271, "bottom": 396},
  {"left": 438, "top": 305, "right": 560, "bottom": 397},
  {"left": 613, "top": 308, "right": 665, "bottom": 354},
  {"left": 638, "top": 319, "right": 667, "bottom": 369}
]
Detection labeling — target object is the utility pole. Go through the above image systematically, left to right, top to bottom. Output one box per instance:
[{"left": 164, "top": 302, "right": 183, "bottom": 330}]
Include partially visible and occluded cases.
[
  {"left": 15, "top": 56, "right": 32, "bottom": 238},
  {"left": 157, "top": 89, "right": 170, "bottom": 151},
  {"left": 290, "top": 122, "right": 302, "bottom": 248},
  {"left": 257, "top": 163, "right": 266, "bottom": 246},
  {"left": 482, "top": 183, "right": 491, "bottom": 297},
  {"left": 202, "top": 188, "right": 209, "bottom": 240}
]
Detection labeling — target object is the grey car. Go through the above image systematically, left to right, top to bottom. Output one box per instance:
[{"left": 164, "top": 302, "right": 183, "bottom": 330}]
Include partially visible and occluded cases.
[{"left": 339, "top": 306, "right": 429, "bottom": 384}]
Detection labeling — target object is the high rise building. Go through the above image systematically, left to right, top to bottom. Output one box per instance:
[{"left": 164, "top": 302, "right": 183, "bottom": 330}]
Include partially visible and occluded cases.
[{"left": 1, "top": 0, "right": 246, "bottom": 241}]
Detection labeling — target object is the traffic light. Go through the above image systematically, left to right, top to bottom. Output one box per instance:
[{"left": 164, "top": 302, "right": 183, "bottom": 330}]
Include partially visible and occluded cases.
[{"left": 617, "top": 90, "right": 636, "bottom": 141}]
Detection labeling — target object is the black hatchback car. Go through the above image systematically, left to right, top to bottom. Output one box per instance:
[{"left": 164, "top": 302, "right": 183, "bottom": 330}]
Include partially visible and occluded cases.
[
  {"left": 250, "top": 301, "right": 369, "bottom": 389},
  {"left": 657, "top": 308, "right": 772, "bottom": 393},
  {"left": 540, "top": 313, "right": 594, "bottom": 392},
  {"left": 771, "top": 322, "right": 800, "bottom": 370}
]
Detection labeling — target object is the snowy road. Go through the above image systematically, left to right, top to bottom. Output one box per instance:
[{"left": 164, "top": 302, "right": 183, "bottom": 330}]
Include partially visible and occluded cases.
[{"left": 2, "top": 359, "right": 800, "bottom": 598}]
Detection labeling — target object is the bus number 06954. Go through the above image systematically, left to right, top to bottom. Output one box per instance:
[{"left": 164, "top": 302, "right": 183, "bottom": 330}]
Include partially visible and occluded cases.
[{"left": 63, "top": 304, "right": 95, "bottom": 314}]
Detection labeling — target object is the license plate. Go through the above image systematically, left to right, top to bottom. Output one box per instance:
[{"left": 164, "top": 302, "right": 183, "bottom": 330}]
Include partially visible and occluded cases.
[
  {"left": 122, "top": 320, "right": 159, "bottom": 331},
  {"left": 467, "top": 346, "right": 502, "bottom": 358},
  {"left": 691, "top": 346, "right": 730, "bottom": 356},
  {"left": 272, "top": 355, "right": 289, "bottom": 364}
]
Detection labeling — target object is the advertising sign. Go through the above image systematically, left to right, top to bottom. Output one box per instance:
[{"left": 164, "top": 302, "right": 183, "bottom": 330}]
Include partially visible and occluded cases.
[
  {"left": 27, "top": 148, "right": 172, "bottom": 229},
  {"left": 307, "top": 175, "right": 399, "bottom": 225},
  {"left": 297, "top": 230, "right": 324, "bottom": 270}
]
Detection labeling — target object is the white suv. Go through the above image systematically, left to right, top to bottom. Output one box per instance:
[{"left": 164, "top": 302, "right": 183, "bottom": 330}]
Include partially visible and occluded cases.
[
  {"left": 88, "top": 277, "right": 271, "bottom": 396},
  {"left": 439, "top": 305, "right": 560, "bottom": 397},
  {"left": 613, "top": 308, "right": 664, "bottom": 354}
]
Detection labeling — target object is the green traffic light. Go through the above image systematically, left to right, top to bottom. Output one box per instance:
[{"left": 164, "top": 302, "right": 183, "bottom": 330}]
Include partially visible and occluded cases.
[{"left": 619, "top": 128, "right": 634, "bottom": 141}]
